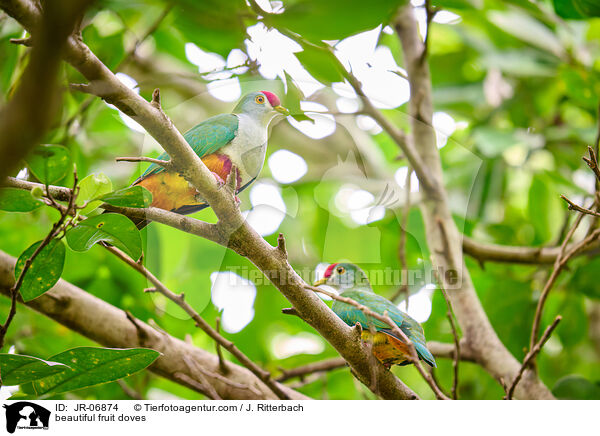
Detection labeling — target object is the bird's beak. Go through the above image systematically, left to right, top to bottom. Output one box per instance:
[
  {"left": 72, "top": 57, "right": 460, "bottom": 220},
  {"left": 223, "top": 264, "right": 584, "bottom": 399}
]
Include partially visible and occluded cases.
[
  {"left": 274, "top": 105, "right": 290, "bottom": 116},
  {"left": 313, "top": 278, "right": 328, "bottom": 287}
]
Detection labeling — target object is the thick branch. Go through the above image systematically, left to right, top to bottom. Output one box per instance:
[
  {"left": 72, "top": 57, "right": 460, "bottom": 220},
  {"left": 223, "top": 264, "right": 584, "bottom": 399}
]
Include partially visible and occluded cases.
[
  {"left": 0, "top": 0, "right": 91, "bottom": 181},
  {"left": 394, "top": 4, "right": 554, "bottom": 399},
  {"left": 462, "top": 235, "right": 600, "bottom": 265},
  {"left": 0, "top": 250, "right": 305, "bottom": 400}
]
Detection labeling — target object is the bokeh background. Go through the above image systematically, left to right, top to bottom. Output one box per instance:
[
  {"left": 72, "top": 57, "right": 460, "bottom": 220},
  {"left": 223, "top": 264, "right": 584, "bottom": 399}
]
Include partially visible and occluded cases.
[{"left": 1, "top": 0, "right": 600, "bottom": 399}]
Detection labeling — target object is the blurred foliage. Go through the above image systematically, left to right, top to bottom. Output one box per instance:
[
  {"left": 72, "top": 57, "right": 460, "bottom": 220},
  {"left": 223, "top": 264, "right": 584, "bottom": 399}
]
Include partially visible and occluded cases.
[{"left": 0, "top": 0, "right": 599, "bottom": 400}]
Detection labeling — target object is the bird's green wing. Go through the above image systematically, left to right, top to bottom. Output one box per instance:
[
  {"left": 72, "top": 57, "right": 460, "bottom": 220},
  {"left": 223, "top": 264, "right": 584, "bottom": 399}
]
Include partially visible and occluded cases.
[
  {"left": 138, "top": 113, "right": 239, "bottom": 180},
  {"left": 332, "top": 288, "right": 436, "bottom": 366},
  {"left": 332, "top": 289, "right": 405, "bottom": 331}
]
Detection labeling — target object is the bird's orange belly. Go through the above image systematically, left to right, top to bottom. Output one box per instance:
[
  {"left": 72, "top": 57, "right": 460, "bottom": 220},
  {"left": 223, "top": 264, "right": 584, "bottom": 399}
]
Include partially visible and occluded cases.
[
  {"left": 136, "top": 172, "right": 202, "bottom": 211},
  {"left": 361, "top": 330, "right": 411, "bottom": 366}
]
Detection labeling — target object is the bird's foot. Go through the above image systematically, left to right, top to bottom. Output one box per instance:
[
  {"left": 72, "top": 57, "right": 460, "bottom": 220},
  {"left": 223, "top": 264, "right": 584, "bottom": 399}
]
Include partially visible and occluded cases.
[
  {"left": 225, "top": 166, "right": 241, "bottom": 194},
  {"left": 212, "top": 172, "right": 226, "bottom": 188}
]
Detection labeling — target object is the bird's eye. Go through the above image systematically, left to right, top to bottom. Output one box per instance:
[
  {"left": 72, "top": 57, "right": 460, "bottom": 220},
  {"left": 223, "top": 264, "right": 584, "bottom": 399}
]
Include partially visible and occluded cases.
[
  {"left": 255, "top": 95, "right": 265, "bottom": 104},
  {"left": 337, "top": 266, "right": 345, "bottom": 274}
]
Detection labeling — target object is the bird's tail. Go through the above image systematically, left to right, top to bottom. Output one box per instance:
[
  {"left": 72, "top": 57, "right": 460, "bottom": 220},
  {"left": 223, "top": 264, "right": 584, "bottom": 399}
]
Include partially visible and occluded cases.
[{"left": 414, "top": 342, "right": 437, "bottom": 368}]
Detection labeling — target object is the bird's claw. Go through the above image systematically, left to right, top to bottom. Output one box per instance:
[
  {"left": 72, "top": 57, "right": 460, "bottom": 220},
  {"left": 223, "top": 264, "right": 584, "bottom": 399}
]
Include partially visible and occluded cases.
[{"left": 212, "top": 172, "right": 226, "bottom": 189}]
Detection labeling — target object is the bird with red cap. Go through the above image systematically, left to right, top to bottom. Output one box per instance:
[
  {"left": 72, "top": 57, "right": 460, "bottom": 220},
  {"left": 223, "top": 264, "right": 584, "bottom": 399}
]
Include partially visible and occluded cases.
[{"left": 123, "top": 91, "right": 289, "bottom": 228}]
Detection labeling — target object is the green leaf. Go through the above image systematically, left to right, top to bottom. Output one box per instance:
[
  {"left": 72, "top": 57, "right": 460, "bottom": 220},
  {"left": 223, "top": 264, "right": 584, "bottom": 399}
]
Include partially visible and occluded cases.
[
  {"left": 270, "top": 0, "right": 407, "bottom": 43},
  {"left": 553, "top": 0, "right": 600, "bottom": 19},
  {"left": 295, "top": 45, "right": 344, "bottom": 84},
  {"left": 283, "top": 72, "right": 314, "bottom": 123},
  {"left": 472, "top": 128, "right": 517, "bottom": 158},
  {"left": 25, "top": 144, "right": 71, "bottom": 184},
  {"left": 77, "top": 173, "right": 113, "bottom": 214},
  {"left": 527, "top": 174, "right": 563, "bottom": 243},
  {"left": 98, "top": 186, "right": 153, "bottom": 208},
  {"left": 0, "top": 188, "right": 43, "bottom": 212},
  {"left": 65, "top": 213, "right": 142, "bottom": 260},
  {"left": 15, "top": 239, "right": 66, "bottom": 302},
  {"left": 570, "top": 257, "right": 600, "bottom": 300},
  {"left": 555, "top": 294, "right": 587, "bottom": 348},
  {"left": 32, "top": 347, "right": 160, "bottom": 396},
  {"left": 0, "top": 354, "right": 69, "bottom": 385},
  {"left": 552, "top": 375, "right": 600, "bottom": 399}
]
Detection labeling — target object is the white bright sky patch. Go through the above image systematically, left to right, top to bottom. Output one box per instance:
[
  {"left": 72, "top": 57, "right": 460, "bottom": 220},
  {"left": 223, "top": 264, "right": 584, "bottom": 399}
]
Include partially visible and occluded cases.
[
  {"left": 254, "top": 0, "right": 284, "bottom": 14},
  {"left": 413, "top": 6, "right": 428, "bottom": 40},
  {"left": 434, "top": 10, "right": 461, "bottom": 24},
  {"left": 245, "top": 23, "right": 323, "bottom": 97},
  {"left": 383, "top": 25, "right": 394, "bottom": 34},
  {"left": 335, "top": 28, "right": 410, "bottom": 108},
  {"left": 185, "top": 42, "right": 226, "bottom": 74},
  {"left": 227, "top": 48, "right": 249, "bottom": 74},
  {"left": 115, "top": 72, "right": 138, "bottom": 91},
  {"left": 107, "top": 73, "right": 145, "bottom": 133},
  {"left": 207, "top": 77, "right": 241, "bottom": 102},
  {"left": 332, "top": 81, "right": 357, "bottom": 99},
  {"left": 336, "top": 97, "right": 360, "bottom": 113},
  {"left": 288, "top": 101, "right": 336, "bottom": 139},
  {"left": 432, "top": 111, "right": 457, "bottom": 148},
  {"left": 356, "top": 115, "right": 383, "bottom": 135},
  {"left": 268, "top": 149, "right": 308, "bottom": 184},
  {"left": 394, "top": 167, "right": 420, "bottom": 193},
  {"left": 16, "top": 168, "right": 28, "bottom": 180},
  {"left": 573, "top": 169, "right": 596, "bottom": 193},
  {"left": 243, "top": 181, "right": 287, "bottom": 236},
  {"left": 335, "top": 186, "right": 385, "bottom": 225},
  {"left": 211, "top": 271, "right": 257, "bottom": 333},
  {"left": 397, "top": 284, "right": 435, "bottom": 323},
  {"left": 271, "top": 332, "right": 325, "bottom": 359}
]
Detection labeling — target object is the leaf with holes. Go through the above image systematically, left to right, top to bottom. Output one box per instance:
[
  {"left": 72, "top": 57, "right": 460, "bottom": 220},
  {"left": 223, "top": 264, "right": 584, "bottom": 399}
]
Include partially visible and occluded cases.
[
  {"left": 25, "top": 144, "right": 71, "bottom": 184},
  {"left": 77, "top": 173, "right": 113, "bottom": 214},
  {"left": 98, "top": 186, "right": 153, "bottom": 208},
  {"left": 0, "top": 188, "right": 43, "bottom": 212},
  {"left": 65, "top": 213, "right": 142, "bottom": 260},
  {"left": 15, "top": 239, "right": 66, "bottom": 302},
  {"left": 32, "top": 347, "right": 160, "bottom": 396},
  {"left": 0, "top": 354, "right": 70, "bottom": 386}
]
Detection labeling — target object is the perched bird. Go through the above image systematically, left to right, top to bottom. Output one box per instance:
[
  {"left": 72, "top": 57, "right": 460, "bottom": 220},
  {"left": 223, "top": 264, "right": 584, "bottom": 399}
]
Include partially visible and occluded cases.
[
  {"left": 131, "top": 91, "right": 288, "bottom": 227},
  {"left": 313, "top": 262, "right": 436, "bottom": 368}
]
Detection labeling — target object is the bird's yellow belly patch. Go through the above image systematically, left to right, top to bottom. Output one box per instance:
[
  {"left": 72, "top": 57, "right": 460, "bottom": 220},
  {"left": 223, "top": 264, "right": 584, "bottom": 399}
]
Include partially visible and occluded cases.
[
  {"left": 136, "top": 172, "right": 203, "bottom": 211},
  {"left": 361, "top": 330, "right": 411, "bottom": 366}
]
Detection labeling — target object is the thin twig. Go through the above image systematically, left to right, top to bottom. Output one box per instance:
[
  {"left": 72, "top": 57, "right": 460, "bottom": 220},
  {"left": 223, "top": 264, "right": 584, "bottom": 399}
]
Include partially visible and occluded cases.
[
  {"left": 115, "top": 156, "right": 173, "bottom": 170},
  {"left": 392, "top": 166, "right": 412, "bottom": 304},
  {"left": 0, "top": 170, "right": 78, "bottom": 349},
  {"left": 560, "top": 195, "right": 600, "bottom": 218},
  {"left": 530, "top": 226, "right": 600, "bottom": 352},
  {"left": 104, "top": 245, "right": 290, "bottom": 400},
  {"left": 440, "top": 286, "right": 460, "bottom": 400},
  {"left": 215, "top": 316, "right": 229, "bottom": 374},
  {"left": 506, "top": 316, "right": 561, "bottom": 400},
  {"left": 277, "top": 358, "right": 347, "bottom": 382}
]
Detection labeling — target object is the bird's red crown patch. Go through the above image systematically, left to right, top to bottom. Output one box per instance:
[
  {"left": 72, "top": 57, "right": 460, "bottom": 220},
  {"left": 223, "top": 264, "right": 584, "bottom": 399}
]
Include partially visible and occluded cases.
[
  {"left": 261, "top": 91, "right": 281, "bottom": 107},
  {"left": 323, "top": 263, "right": 339, "bottom": 278}
]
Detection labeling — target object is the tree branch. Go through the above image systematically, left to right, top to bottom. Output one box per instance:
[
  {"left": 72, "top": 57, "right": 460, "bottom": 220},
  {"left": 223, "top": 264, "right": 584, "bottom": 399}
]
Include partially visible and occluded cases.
[
  {"left": 0, "top": 0, "right": 423, "bottom": 400},
  {"left": 0, "top": 0, "right": 92, "bottom": 181},
  {"left": 393, "top": 4, "right": 554, "bottom": 399},
  {"left": 462, "top": 235, "right": 600, "bottom": 265},
  {"left": 103, "top": 244, "right": 291, "bottom": 400},
  {"left": 0, "top": 250, "right": 306, "bottom": 400},
  {"left": 506, "top": 316, "right": 561, "bottom": 400},
  {"left": 277, "top": 358, "right": 347, "bottom": 382}
]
